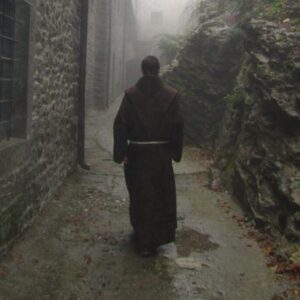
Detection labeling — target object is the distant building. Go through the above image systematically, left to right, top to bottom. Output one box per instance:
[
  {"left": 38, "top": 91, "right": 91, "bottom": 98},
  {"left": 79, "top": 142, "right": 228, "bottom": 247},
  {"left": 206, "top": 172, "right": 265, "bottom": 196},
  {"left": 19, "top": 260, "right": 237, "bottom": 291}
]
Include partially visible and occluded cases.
[
  {"left": 86, "top": 0, "right": 138, "bottom": 108},
  {"left": 133, "top": 0, "right": 195, "bottom": 59}
]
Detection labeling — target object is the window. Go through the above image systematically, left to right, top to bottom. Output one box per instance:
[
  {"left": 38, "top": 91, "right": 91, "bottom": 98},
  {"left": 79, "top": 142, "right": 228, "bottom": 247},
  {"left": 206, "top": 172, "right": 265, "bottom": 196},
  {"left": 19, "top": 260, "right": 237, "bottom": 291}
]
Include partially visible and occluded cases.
[
  {"left": 0, "top": 0, "right": 31, "bottom": 141},
  {"left": 150, "top": 11, "right": 163, "bottom": 25}
]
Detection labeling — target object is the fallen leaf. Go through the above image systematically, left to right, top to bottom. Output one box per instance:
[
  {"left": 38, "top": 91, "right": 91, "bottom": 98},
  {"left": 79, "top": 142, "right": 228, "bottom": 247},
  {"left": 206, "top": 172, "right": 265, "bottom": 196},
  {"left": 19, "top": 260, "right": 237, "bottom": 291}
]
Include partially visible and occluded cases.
[
  {"left": 15, "top": 253, "right": 25, "bottom": 264},
  {"left": 84, "top": 255, "right": 92, "bottom": 265},
  {"left": 286, "top": 263, "right": 300, "bottom": 273},
  {"left": 0, "top": 270, "right": 8, "bottom": 278},
  {"left": 76, "top": 272, "right": 87, "bottom": 278},
  {"left": 293, "top": 289, "right": 300, "bottom": 296},
  {"left": 283, "top": 290, "right": 289, "bottom": 298},
  {"left": 271, "top": 295, "right": 284, "bottom": 300}
]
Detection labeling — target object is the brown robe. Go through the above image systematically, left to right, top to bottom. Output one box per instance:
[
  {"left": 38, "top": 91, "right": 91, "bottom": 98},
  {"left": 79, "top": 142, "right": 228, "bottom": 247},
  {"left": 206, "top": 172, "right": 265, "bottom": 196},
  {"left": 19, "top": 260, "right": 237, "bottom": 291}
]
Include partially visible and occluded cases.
[{"left": 113, "top": 75, "right": 184, "bottom": 250}]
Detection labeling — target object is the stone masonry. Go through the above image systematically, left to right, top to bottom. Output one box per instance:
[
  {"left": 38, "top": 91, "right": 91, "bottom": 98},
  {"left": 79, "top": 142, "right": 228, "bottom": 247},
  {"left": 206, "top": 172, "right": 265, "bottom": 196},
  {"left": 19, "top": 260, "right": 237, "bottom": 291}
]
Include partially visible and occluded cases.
[
  {"left": 0, "top": 0, "right": 81, "bottom": 254},
  {"left": 86, "top": 0, "right": 137, "bottom": 109},
  {"left": 86, "top": 0, "right": 110, "bottom": 109}
]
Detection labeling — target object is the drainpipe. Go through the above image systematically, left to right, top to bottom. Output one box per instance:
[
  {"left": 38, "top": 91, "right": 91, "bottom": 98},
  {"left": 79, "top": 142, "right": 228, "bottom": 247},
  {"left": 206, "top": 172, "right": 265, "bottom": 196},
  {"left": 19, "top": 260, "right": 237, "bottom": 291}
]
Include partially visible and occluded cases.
[{"left": 78, "top": 0, "right": 90, "bottom": 170}]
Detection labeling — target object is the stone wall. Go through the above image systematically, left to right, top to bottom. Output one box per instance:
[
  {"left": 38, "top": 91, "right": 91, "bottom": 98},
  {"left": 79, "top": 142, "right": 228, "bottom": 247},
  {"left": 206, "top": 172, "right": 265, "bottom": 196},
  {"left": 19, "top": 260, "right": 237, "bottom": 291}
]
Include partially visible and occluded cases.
[
  {"left": 0, "top": 0, "right": 81, "bottom": 254},
  {"left": 86, "top": 0, "right": 137, "bottom": 109},
  {"left": 86, "top": 0, "right": 110, "bottom": 108},
  {"left": 108, "top": 0, "right": 127, "bottom": 102},
  {"left": 164, "top": 0, "right": 300, "bottom": 239},
  {"left": 124, "top": 2, "right": 139, "bottom": 88},
  {"left": 163, "top": 8, "right": 245, "bottom": 146},
  {"left": 217, "top": 19, "right": 300, "bottom": 239}
]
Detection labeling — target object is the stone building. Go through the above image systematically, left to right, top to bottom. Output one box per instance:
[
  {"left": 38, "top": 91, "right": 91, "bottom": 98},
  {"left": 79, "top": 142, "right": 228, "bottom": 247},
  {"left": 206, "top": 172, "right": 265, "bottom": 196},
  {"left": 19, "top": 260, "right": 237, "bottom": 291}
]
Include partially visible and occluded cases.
[
  {"left": 0, "top": 0, "right": 137, "bottom": 253},
  {"left": 0, "top": 0, "right": 81, "bottom": 254},
  {"left": 86, "top": 0, "right": 138, "bottom": 109}
]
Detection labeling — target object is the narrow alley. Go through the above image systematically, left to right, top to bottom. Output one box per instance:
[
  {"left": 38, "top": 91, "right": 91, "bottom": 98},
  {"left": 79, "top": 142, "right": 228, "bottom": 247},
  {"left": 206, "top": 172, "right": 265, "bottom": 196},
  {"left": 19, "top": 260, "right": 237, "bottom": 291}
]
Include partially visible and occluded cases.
[
  {"left": 0, "top": 0, "right": 299, "bottom": 299},
  {"left": 0, "top": 102, "right": 294, "bottom": 299}
]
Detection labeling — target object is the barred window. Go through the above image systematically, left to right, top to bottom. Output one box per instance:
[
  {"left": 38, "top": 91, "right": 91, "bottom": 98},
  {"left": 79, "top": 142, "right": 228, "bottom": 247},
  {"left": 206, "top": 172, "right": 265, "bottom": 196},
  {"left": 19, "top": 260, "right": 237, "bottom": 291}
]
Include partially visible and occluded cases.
[{"left": 0, "top": 0, "right": 31, "bottom": 141}]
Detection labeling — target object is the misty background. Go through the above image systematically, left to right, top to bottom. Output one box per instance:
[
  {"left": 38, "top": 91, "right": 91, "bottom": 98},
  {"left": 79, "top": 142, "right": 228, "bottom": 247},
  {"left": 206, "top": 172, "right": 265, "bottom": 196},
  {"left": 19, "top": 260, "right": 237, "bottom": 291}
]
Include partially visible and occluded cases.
[{"left": 127, "top": 0, "right": 198, "bottom": 83}]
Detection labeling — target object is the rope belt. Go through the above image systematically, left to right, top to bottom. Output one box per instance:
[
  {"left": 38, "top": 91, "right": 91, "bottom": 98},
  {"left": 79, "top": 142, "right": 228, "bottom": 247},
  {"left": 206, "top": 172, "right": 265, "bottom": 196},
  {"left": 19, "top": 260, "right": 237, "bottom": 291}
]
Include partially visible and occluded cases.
[{"left": 129, "top": 140, "right": 168, "bottom": 145}]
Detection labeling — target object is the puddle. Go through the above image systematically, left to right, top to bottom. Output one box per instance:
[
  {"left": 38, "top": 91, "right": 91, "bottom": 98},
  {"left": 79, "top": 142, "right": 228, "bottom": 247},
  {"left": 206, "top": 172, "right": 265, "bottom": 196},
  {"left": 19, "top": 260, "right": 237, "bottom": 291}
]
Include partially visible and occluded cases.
[{"left": 176, "top": 227, "right": 219, "bottom": 256}]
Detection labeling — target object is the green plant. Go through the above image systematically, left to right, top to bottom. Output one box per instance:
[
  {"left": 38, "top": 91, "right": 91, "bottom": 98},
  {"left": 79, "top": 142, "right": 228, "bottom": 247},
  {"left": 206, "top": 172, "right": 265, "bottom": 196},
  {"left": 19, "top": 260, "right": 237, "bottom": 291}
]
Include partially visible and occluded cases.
[
  {"left": 232, "top": 0, "right": 253, "bottom": 13},
  {"left": 271, "top": 0, "right": 283, "bottom": 14},
  {"left": 156, "top": 34, "right": 185, "bottom": 63},
  {"left": 224, "top": 88, "right": 243, "bottom": 104},
  {"left": 225, "top": 159, "right": 235, "bottom": 177}
]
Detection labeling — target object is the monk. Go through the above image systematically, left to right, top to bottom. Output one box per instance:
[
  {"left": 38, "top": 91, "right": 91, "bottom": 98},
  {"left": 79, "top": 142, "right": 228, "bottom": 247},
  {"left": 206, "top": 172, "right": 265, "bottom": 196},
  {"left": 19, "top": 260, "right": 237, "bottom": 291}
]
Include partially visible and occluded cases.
[{"left": 113, "top": 56, "right": 184, "bottom": 257}]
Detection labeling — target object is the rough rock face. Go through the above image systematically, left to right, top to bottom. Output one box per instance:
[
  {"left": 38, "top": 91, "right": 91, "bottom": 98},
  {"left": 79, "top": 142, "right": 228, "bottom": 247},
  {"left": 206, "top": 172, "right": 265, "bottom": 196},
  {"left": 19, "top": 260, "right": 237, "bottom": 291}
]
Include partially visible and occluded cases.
[
  {"left": 164, "top": 0, "right": 300, "bottom": 239},
  {"left": 164, "top": 13, "right": 245, "bottom": 146},
  {"left": 218, "top": 18, "right": 300, "bottom": 239}
]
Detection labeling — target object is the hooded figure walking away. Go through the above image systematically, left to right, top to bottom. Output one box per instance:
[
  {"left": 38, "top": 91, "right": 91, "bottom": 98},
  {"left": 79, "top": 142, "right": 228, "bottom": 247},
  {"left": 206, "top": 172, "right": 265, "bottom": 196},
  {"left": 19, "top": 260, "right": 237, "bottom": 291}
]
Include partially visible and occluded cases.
[{"left": 113, "top": 56, "right": 184, "bottom": 257}]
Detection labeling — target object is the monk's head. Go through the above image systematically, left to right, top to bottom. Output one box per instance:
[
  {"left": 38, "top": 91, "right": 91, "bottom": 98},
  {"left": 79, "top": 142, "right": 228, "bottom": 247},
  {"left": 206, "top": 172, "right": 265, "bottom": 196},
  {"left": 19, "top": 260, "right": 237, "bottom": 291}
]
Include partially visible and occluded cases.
[{"left": 141, "top": 56, "right": 160, "bottom": 76}]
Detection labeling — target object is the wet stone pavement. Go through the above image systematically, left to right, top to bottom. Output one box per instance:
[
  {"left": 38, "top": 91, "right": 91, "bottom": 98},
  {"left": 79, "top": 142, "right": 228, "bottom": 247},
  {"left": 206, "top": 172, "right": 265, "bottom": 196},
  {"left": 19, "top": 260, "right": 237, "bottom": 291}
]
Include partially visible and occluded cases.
[{"left": 0, "top": 103, "right": 296, "bottom": 300}]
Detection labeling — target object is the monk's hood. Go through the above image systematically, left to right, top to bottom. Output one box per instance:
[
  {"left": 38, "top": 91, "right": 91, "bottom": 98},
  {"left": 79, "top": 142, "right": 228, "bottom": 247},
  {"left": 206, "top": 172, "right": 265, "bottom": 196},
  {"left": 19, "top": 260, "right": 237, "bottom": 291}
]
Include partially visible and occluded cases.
[
  {"left": 135, "top": 75, "right": 164, "bottom": 98},
  {"left": 125, "top": 76, "right": 178, "bottom": 136},
  {"left": 125, "top": 76, "right": 178, "bottom": 115}
]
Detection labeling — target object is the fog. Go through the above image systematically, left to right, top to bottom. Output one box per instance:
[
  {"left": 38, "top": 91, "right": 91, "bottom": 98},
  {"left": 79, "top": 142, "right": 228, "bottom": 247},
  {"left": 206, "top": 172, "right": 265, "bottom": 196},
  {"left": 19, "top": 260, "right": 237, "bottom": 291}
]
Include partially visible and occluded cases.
[
  {"left": 123, "top": 0, "right": 199, "bottom": 86},
  {"left": 133, "top": 0, "right": 197, "bottom": 57},
  {"left": 134, "top": 0, "right": 196, "bottom": 38}
]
